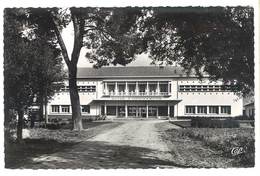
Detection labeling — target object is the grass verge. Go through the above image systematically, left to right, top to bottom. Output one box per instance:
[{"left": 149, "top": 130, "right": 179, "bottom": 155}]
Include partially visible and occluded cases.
[{"left": 169, "top": 127, "right": 255, "bottom": 167}]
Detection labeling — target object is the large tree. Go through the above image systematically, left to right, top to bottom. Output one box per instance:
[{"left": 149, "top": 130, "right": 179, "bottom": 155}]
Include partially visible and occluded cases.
[
  {"left": 9, "top": 7, "right": 253, "bottom": 134},
  {"left": 23, "top": 7, "right": 144, "bottom": 130},
  {"left": 142, "top": 7, "right": 254, "bottom": 95},
  {"left": 4, "top": 9, "right": 64, "bottom": 141},
  {"left": 29, "top": 37, "right": 65, "bottom": 125}
]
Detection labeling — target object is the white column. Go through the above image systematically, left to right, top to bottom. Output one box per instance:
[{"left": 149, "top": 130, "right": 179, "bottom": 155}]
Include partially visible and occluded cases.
[
  {"left": 157, "top": 81, "right": 160, "bottom": 95},
  {"left": 168, "top": 81, "right": 171, "bottom": 94},
  {"left": 104, "top": 82, "right": 107, "bottom": 95},
  {"left": 115, "top": 82, "right": 118, "bottom": 96},
  {"left": 125, "top": 82, "right": 128, "bottom": 96},
  {"left": 136, "top": 82, "right": 139, "bottom": 95},
  {"left": 146, "top": 82, "right": 149, "bottom": 95},
  {"left": 146, "top": 101, "right": 149, "bottom": 118},
  {"left": 104, "top": 102, "right": 107, "bottom": 115},
  {"left": 125, "top": 102, "right": 128, "bottom": 118},
  {"left": 174, "top": 104, "right": 178, "bottom": 118},
  {"left": 69, "top": 105, "right": 72, "bottom": 114},
  {"left": 116, "top": 106, "right": 118, "bottom": 117},
  {"left": 156, "top": 106, "right": 159, "bottom": 118}
]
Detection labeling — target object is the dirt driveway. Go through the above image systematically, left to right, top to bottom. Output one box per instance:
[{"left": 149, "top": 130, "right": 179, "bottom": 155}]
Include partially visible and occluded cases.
[
  {"left": 19, "top": 120, "right": 231, "bottom": 169},
  {"left": 87, "top": 120, "right": 181, "bottom": 168}
]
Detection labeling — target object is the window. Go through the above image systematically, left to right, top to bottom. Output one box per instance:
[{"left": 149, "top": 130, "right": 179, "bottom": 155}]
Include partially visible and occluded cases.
[
  {"left": 159, "top": 82, "right": 168, "bottom": 93},
  {"left": 128, "top": 83, "right": 136, "bottom": 93},
  {"left": 138, "top": 83, "right": 146, "bottom": 93},
  {"left": 149, "top": 83, "right": 157, "bottom": 93},
  {"left": 108, "top": 84, "right": 115, "bottom": 93},
  {"left": 118, "top": 84, "right": 126, "bottom": 93},
  {"left": 179, "top": 85, "right": 233, "bottom": 92},
  {"left": 179, "top": 85, "right": 185, "bottom": 91},
  {"left": 202, "top": 85, "right": 208, "bottom": 91},
  {"left": 209, "top": 85, "right": 214, "bottom": 91},
  {"left": 214, "top": 85, "right": 221, "bottom": 91},
  {"left": 60, "top": 86, "right": 69, "bottom": 91},
  {"left": 62, "top": 86, "right": 96, "bottom": 92},
  {"left": 78, "top": 86, "right": 86, "bottom": 92},
  {"left": 79, "top": 86, "right": 96, "bottom": 92},
  {"left": 86, "top": 86, "right": 96, "bottom": 92},
  {"left": 52, "top": 105, "right": 60, "bottom": 113},
  {"left": 61, "top": 105, "right": 70, "bottom": 113},
  {"left": 81, "top": 105, "right": 90, "bottom": 113},
  {"left": 101, "top": 106, "right": 104, "bottom": 115},
  {"left": 107, "top": 106, "right": 116, "bottom": 116},
  {"left": 117, "top": 106, "right": 125, "bottom": 117},
  {"left": 128, "top": 106, "right": 137, "bottom": 116},
  {"left": 148, "top": 106, "right": 157, "bottom": 116},
  {"left": 158, "top": 106, "right": 168, "bottom": 116},
  {"left": 185, "top": 106, "right": 195, "bottom": 114},
  {"left": 197, "top": 106, "right": 207, "bottom": 114},
  {"left": 209, "top": 106, "right": 219, "bottom": 114},
  {"left": 221, "top": 106, "right": 231, "bottom": 114}
]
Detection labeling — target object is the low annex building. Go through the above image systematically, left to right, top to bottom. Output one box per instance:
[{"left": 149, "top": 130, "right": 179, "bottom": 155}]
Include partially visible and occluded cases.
[{"left": 46, "top": 66, "right": 243, "bottom": 120}]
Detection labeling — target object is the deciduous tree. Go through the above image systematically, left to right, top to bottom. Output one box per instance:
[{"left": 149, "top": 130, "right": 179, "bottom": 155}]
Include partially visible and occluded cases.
[
  {"left": 23, "top": 7, "right": 144, "bottom": 130},
  {"left": 143, "top": 7, "right": 254, "bottom": 95},
  {"left": 4, "top": 9, "right": 64, "bottom": 141}
]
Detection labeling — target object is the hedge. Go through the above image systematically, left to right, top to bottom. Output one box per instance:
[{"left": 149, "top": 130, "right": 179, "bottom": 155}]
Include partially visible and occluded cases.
[{"left": 190, "top": 117, "right": 240, "bottom": 128}]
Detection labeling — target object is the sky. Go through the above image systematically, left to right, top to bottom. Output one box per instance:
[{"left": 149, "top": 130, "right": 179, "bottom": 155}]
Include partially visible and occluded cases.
[{"left": 61, "top": 22, "right": 153, "bottom": 68}]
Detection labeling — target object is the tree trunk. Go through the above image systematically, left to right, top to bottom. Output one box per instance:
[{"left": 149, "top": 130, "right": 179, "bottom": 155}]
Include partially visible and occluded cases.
[
  {"left": 50, "top": 10, "right": 84, "bottom": 131},
  {"left": 69, "top": 65, "right": 83, "bottom": 131},
  {"left": 44, "top": 93, "right": 48, "bottom": 125},
  {"left": 39, "top": 94, "right": 44, "bottom": 121},
  {"left": 17, "top": 109, "right": 24, "bottom": 142}
]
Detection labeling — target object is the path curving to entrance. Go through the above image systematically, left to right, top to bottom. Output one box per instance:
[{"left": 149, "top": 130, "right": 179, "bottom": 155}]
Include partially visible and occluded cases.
[
  {"left": 20, "top": 120, "right": 233, "bottom": 169},
  {"left": 87, "top": 120, "right": 177, "bottom": 168}
]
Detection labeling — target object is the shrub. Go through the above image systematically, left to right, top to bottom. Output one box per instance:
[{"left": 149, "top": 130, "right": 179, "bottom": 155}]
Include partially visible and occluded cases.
[
  {"left": 82, "top": 115, "right": 106, "bottom": 122},
  {"left": 97, "top": 115, "right": 107, "bottom": 120},
  {"left": 234, "top": 115, "right": 254, "bottom": 120},
  {"left": 177, "top": 116, "right": 235, "bottom": 120},
  {"left": 191, "top": 117, "right": 240, "bottom": 128},
  {"left": 82, "top": 118, "right": 94, "bottom": 122},
  {"left": 45, "top": 123, "right": 62, "bottom": 129}
]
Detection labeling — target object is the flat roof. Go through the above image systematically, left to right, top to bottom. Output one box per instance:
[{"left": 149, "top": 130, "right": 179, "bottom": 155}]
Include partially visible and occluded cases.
[{"left": 74, "top": 66, "right": 205, "bottom": 79}]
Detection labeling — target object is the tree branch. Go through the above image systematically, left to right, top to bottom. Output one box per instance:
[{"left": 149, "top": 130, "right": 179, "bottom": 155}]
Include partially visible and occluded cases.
[
  {"left": 70, "top": 9, "right": 85, "bottom": 67},
  {"left": 49, "top": 13, "right": 71, "bottom": 67}
]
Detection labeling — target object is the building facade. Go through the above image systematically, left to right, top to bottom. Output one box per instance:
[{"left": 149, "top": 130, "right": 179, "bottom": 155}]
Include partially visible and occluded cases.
[{"left": 46, "top": 66, "right": 243, "bottom": 120}]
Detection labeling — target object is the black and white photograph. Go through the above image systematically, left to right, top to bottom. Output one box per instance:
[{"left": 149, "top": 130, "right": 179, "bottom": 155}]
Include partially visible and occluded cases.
[{"left": 1, "top": 0, "right": 259, "bottom": 174}]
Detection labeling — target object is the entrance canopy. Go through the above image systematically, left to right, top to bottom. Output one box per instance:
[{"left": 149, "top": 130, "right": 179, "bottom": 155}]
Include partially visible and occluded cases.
[
  {"left": 89, "top": 99, "right": 182, "bottom": 105},
  {"left": 89, "top": 99, "right": 182, "bottom": 118}
]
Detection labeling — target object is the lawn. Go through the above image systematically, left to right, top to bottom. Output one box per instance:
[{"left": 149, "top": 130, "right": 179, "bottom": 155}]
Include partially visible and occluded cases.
[{"left": 165, "top": 126, "right": 255, "bottom": 167}]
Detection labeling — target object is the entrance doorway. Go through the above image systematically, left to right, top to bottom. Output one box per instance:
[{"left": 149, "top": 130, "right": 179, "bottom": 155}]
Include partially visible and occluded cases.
[
  {"left": 118, "top": 106, "right": 125, "bottom": 117},
  {"left": 128, "top": 106, "right": 147, "bottom": 118},
  {"left": 138, "top": 106, "right": 147, "bottom": 118},
  {"left": 148, "top": 106, "right": 157, "bottom": 117},
  {"left": 170, "top": 106, "right": 174, "bottom": 117}
]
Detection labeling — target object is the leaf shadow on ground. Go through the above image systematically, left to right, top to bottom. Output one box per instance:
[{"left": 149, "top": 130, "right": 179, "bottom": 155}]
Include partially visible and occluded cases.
[
  {"left": 5, "top": 138, "right": 79, "bottom": 169},
  {"left": 6, "top": 139, "right": 195, "bottom": 169}
]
